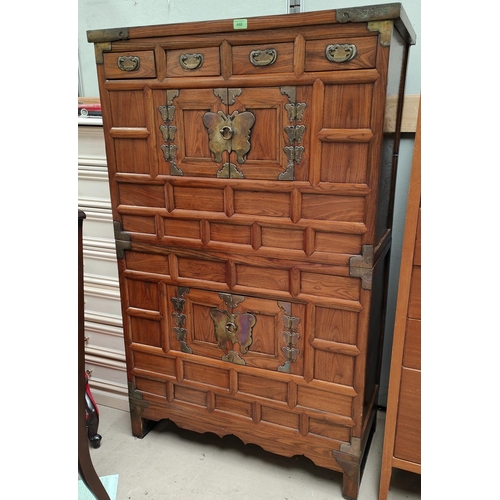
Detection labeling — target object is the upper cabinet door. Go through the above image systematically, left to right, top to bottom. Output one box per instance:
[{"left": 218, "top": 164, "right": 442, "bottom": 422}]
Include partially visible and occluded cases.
[{"left": 155, "top": 86, "right": 310, "bottom": 181}]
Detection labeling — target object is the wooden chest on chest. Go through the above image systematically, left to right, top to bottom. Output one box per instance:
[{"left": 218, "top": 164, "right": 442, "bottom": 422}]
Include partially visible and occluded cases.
[{"left": 88, "top": 5, "right": 415, "bottom": 498}]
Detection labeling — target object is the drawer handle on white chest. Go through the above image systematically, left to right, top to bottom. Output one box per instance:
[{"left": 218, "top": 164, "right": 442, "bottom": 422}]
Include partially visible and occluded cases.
[
  {"left": 325, "top": 43, "right": 357, "bottom": 63},
  {"left": 249, "top": 48, "right": 277, "bottom": 66},
  {"left": 117, "top": 55, "right": 140, "bottom": 72}
]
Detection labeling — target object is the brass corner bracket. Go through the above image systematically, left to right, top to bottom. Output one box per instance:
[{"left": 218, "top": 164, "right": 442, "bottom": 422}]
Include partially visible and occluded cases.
[
  {"left": 367, "top": 20, "right": 393, "bottom": 46},
  {"left": 93, "top": 42, "right": 112, "bottom": 65},
  {"left": 113, "top": 221, "right": 132, "bottom": 259},
  {"left": 349, "top": 245, "right": 373, "bottom": 290},
  {"left": 128, "top": 382, "right": 149, "bottom": 420},
  {"left": 332, "top": 437, "right": 362, "bottom": 485}
]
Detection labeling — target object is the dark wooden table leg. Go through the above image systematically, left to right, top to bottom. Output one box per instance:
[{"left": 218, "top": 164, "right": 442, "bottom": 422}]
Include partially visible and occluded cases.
[
  {"left": 78, "top": 210, "right": 111, "bottom": 500},
  {"left": 85, "top": 374, "right": 103, "bottom": 449}
]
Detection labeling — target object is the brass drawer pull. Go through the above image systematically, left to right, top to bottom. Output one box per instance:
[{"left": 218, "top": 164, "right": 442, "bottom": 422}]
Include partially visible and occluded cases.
[
  {"left": 325, "top": 43, "right": 357, "bottom": 63},
  {"left": 249, "top": 48, "right": 277, "bottom": 66},
  {"left": 179, "top": 53, "right": 204, "bottom": 70},
  {"left": 117, "top": 55, "right": 141, "bottom": 72}
]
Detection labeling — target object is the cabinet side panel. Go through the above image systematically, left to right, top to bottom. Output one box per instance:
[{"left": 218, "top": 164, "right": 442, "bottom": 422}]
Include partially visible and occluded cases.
[
  {"left": 375, "top": 28, "right": 408, "bottom": 245},
  {"left": 363, "top": 247, "right": 390, "bottom": 414}
]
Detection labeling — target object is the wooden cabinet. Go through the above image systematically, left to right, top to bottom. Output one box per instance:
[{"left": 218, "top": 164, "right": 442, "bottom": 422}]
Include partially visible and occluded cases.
[
  {"left": 88, "top": 5, "right": 415, "bottom": 499},
  {"left": 379, "top": 101, "right": 421, "bottom": 500}
]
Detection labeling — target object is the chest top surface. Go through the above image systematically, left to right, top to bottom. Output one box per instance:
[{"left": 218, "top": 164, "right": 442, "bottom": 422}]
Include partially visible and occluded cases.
[{"left": 87, "top": 3, "right": 415, "bottom": 45}]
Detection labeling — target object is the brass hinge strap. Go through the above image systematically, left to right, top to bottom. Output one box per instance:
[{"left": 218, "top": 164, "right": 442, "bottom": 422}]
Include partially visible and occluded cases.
[
  {"left": 113, "top": 221, "right": 132, "bottom": 259},
  {"left": 349, "top": 245, "right": 373, "bottom": 290}
]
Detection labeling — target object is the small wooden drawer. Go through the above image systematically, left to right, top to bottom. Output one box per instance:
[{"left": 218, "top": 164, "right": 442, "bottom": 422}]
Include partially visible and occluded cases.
[
  {"left": 304, "top": 36, "right": 377, "bottom": 72},
  {"left": 232, "top": 42, "right": 294, "bottom": 75},
  {"left": 166, "top": 47, "right": 221, "bottom": 77},
  {"left": 103, "top": 51, "right": 156, "bottom": 79}
]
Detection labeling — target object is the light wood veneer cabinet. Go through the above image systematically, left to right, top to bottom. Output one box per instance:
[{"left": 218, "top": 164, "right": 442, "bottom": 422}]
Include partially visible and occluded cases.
[
  {"left": 88, "top": 5, "right": 415, "bottom": 498},
  {"left": 379, "top": 101, "right": 421, "bottom": 500}
]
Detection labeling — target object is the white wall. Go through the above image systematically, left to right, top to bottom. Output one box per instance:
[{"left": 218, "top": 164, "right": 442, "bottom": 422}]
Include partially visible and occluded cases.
[{"left": 78, "top": 0, "right": 421, "bottom": 406}]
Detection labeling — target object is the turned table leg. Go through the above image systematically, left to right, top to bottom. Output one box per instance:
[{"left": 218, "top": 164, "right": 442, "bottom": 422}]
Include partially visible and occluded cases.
[{"left": 85, "top": 374, "right": 102, "bottom": 449}]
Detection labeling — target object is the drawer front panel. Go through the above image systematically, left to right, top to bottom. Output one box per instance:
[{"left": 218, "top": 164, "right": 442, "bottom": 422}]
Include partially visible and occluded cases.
[
  {"left": 305, "top": 36, "right": 377, "bottom": 72},
  {"left": 232, "top": 43, "right": 294, "bottom": 75},
  {"left": 166, "top": 47, "right": 221, "bottom": 77},
  {"left": 104, "top": 51, "right": 157, "bottom": 79},
  {"left": 403, "top": 318, "right": 421, "bottom": 370},
  {"left": 394, "top": 367, "right": 421, "bottom": 464}
]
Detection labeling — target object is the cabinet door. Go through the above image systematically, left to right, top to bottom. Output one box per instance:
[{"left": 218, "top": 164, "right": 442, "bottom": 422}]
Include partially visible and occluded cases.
[
  {"left": 154, "top": 87, "right": 308, "bottom": 181},
  {"left": 154, "top": 88, "right": 227, "bottom": 177},
  {"left": 167, "top": 287, "right": 306, "bottom": 375}
]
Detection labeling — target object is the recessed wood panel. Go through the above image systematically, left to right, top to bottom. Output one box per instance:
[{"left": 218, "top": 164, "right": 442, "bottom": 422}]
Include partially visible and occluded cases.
[
  {"left": 322, "top": 84, "right": 373, "bottom": 128},
  {"left": 108, "top": 90, "right": 148, "bottom": 126},
  {"left": 182, "top": 109, "right": 214, "bottom": 158},
  {"left": 114, "top": 139, "right": 151, "bottom": 174},
  {"left": 320, "top": 143, "right": 369, "bottom": 183},
  {"left": 118, "top": 183, "right": 165, "bottom": 208},
  {"left": 173, "top": 186, "right": 225, "bottom": 212},
  {"left": 234, "top": 191, "right": 290, "bottom": 217},
  {"left": 301, "top": 194, "right": 365, "bottom": 222},
  {"left": 122, "top": 215, "right": 156, "bottom": 235},
  {"left": 164, "top": 219, "right": 200, "bottom": 239},
  {"left": 209, "top": 222, "right": 252, "bottom": 245},
  {"left": 261, "top": 227, "right": 304, "bottom": 250},
  {"left": 315, "top": 231, "right": 361, "bottom": 255},
  {"left": 125, "top": 251, "right": 170, "bottom": 275},
  {"left": 177, "top": 257, "right": 226, "bottom": 283},
  {"left": 236, "top": 264, "right": 289, "bottom": 292},
  {"left": 301, "top": 272, "right": 359, "bottom": 300},
  {"left": 126, "top": 279, "right": 160, "bottom": 310},
  {"left": 191, "top": 302, "right": 218, "bottom": 345},
  {"left": 314, "top": 307, "right": 358, "bottom": 344},
  {"left": 244, "top": 310, "right": 278, "bottom": 357},
  {"left": 130, "top": 317, "right": 162, "bottom": 347},
  {"left": 314, "top": 350, "right": 354, "bottom": 386},
  {"left": 133, "top": 352, "right": 176, "bottom": 375},
  {"left": 183, "top": 362, "right": 230, "bottom": 389},
  {"left": 239, "top": 374, "right": 288, "bottom": 402},
  {"left": 135, "top": 377, "right": 167, "bottom": 397},
  {"left": 174, "top": 385, "right": 207, "bottom": 407},
  {"left": 297, "top": 386, "right": 351, "bottom": 416},
  {"left": 215, "top": 395, "right": 252, "bottom": 418},
  {"left": 261, "top": 406, "right": 300, "bottom": 429},
  {"left": 309, "top": 418, "right": 351, "bottom": 441}
]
